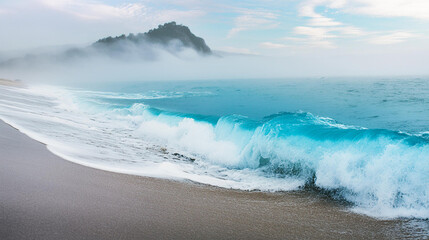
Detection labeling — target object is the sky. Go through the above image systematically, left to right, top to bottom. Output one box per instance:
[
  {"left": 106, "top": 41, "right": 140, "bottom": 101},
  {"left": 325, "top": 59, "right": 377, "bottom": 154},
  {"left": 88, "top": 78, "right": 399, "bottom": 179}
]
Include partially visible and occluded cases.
[{"left": 1, "top": 0, "right": 429, "bottom": 77}]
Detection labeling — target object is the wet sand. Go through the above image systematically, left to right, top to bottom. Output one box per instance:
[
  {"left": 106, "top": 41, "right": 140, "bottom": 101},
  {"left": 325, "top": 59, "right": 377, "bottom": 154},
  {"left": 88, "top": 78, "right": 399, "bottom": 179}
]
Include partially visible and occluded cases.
[{"left": 0, "top": 120, "right": 426, "bottom": 239}]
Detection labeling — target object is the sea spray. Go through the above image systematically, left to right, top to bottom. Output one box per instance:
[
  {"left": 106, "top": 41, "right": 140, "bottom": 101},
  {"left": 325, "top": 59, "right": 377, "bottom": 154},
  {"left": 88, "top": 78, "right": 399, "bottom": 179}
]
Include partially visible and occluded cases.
[
  {"left": 0, "top": 82, "right": 428, "bottom": 219},
  {"left": 75, "top": 98, "right": 429, "bottom": 219}
]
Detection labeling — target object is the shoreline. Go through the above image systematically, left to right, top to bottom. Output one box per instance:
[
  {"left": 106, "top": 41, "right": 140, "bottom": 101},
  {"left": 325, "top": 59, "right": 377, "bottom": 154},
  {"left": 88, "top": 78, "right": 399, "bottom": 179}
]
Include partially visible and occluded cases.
[{"left": 1, "top": 120, "right": 428, "bottom": 239}]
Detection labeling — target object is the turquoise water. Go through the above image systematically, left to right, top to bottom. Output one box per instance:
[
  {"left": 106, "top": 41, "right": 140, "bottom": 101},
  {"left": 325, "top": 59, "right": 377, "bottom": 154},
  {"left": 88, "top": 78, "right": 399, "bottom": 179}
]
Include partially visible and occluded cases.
[
  {"left": 0, "top": 77, "right": 428, "bottom": 219},
  {"left": 88, "top": 77, "right": 429, "bottom": 133}
]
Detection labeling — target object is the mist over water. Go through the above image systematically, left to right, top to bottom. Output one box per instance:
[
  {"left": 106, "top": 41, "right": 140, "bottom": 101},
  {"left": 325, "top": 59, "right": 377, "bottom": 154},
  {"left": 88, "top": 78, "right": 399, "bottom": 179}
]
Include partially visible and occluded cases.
[{"left": 2, "top": 36, "right": 428, "bottom": 87}]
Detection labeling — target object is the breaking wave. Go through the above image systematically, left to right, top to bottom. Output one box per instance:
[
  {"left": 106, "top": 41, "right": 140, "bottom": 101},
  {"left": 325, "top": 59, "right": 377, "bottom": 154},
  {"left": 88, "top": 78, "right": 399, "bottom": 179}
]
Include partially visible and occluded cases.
[{"left": 0, "top": 84, "right": 428, "bottom": 219}]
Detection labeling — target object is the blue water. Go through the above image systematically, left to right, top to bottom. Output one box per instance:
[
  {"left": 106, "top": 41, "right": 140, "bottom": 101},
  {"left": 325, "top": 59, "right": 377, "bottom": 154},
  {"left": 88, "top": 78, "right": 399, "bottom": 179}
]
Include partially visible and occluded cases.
[
  {"left": 0, "top": 77, "right": 428, "bottom": 219},
  {"left": 86, "top": 77, "right": 429, "bottom": 133}
]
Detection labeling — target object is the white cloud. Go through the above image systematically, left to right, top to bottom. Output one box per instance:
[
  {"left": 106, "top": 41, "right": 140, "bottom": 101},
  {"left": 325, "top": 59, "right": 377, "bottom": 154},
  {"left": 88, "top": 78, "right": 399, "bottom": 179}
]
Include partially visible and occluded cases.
[
  {"left": 37, "top": 0, "right": 206, "bottom": 28},
  {"left": 40, "top": 0, "right": 147, "bottom": 20},
  {"left": 293, "top": 0, "right": 424, "bottom": 48},
  {"left": 294, "top": 0, "right": 382, "bottom": 48},
  {"left": 299, "top": 0, "right": 345, "bottom": 27},
  {"left": 301, "top": 0, "right": 429, "bottom": 20},
  {"left": 348, "top": 0, "right": 429, "bottom": 20},
  {"left": 151, "top": 9, "right": 206, "bottom": 24},
  {"left": 228, "top": 10, "right": 279, "bottom": 37},
  {"left": 307, "top": 16, "right": 342, "bottom": 26},
  {"left": 289, "top": 25, "right": 415, "bottom": 48},
  {"left": 290, "top": 25, "right": 365, "bottom": 48},
  {"left": 288, "top": 26, "right": 337, "bottom": 48},
  {"left": 294, "top": 26, "right": 337, "bottom": 39},
  {"left": 336, "top": 26, "right": 365, "bottom": 36},
  {"left": 369, "top": 32, "right": 417, "bottom": 44},
  {"left": 284, "top": 37, "right": 336, "bottom": 48},
  {"left": 305, "top": 40, "right": 336, "bottom": 48},
  {"left": 260, "top": 42, "right": 287, "bottom": 49},
  {"left": 217, "top": 46, "right": 259, "bottom": 55}
]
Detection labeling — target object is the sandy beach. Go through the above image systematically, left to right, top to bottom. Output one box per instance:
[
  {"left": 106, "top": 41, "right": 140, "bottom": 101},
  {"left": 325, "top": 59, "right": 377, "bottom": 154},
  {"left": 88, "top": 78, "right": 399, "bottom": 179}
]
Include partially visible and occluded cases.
[{"left": 1, "top": 120, "right": 427, "bottom": 239}]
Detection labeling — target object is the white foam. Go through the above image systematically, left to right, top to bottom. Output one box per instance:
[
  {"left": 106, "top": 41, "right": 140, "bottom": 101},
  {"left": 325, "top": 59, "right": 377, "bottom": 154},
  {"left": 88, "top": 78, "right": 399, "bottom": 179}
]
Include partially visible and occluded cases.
[{"left": 1, "top": 84, "right": 428, "bottom": 220}]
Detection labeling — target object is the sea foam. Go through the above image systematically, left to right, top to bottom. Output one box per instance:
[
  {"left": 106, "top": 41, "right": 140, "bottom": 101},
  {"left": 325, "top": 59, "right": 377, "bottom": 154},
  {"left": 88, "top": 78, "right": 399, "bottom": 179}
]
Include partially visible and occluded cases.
[{"left": 0, "top": 84, "right": 428, "bottom": 219}]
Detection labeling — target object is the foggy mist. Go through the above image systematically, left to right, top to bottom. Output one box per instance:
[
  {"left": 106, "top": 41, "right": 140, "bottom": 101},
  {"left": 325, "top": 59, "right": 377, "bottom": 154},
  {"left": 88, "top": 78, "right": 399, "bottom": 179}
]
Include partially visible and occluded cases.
[
  {"left": 1, "top": 18, "right": 429, "bottom": 87},
  {"left": 1, "top": 43, "right": 428, "bottom": 87}
]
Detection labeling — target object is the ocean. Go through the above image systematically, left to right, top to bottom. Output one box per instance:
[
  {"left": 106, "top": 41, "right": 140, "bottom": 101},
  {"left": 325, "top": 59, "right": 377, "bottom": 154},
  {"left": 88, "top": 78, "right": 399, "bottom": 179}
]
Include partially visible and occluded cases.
[{"left": 0, "top": 77, "right": 428, "bottom": 219}]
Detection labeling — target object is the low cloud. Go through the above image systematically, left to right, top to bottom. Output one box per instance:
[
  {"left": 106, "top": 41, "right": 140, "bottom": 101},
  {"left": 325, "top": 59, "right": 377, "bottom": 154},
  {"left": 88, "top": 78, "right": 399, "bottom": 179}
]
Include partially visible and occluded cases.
[
  {"left": 228, "top": 9, "right": 279, "bottom": 37},
  {"left": 288, "top": 25, "right": 365, "bottom": 48},
  {"left": 291, "top": 26, "right": 337, "bottom": 48},
  {"left": 294, "top": 26, "right": 337, "bottom": 39},
  {"left": 369, "top": 32, "right": 417, "bottom": 45},
  {"left": 260, "top": 42, "right": 288, "bottom": 49},
  {"left": 216, "top": 46, "right": 259, "bottom": 55}
]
